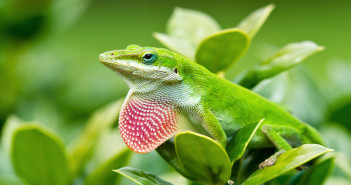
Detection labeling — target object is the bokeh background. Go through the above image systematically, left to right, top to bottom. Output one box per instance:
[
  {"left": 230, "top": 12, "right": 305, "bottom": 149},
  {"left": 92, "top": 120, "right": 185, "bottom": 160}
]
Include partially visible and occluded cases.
[{"left": 1, "top": 0, "right": 351, "bottom": 184}]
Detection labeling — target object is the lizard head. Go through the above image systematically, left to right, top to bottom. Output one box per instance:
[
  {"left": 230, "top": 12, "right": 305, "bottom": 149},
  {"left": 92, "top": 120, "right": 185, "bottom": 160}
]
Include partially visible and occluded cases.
[
  {"left": 99, "top": 45, "right": 183, "bottom": 92},
  {"left": 100, "top": 45, "right": 189, "bottom": 153}
]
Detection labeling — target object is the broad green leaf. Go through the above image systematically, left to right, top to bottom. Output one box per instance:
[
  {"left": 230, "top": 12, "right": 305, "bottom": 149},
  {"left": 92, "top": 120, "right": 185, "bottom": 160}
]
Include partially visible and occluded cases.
[
  {"left": 237, "top": 4, "right": 275, "bottom": 38},
  {"left": 154, "top": 7, "right": 220, "bottom": 58},
  {"left": 195, "top": 29, "right": 250, "bottom": 74},
  {"left": 153, "top": 33, "right": 195, "bottom": 59},
  {"left": 238, "top": 41, "right": 323, "bottom": 89},
  {"left": 69, "top": 99, "right": 124, "bottom": 175},
  {"left": 1, "top": 116, "right": 30, "bottom": 156},
  {"left": 227, "top": 119, "right": 263, "bottom": 164},
  {"left": 11, "top": 125, "right": 69, "bottom": 185},
  {"left": 175, "top": 131, "right": 231, "bottom": 185},
  {"left": 156, "top": 140, "right": 195, "bottom": 180},
  {"left": 241, "top": 144, "right": 332, "bottom": 185},
  {"left": 85, "top": 149, "right": 132, "bottom": 185},
  {"left": 296, "top": 156, "right": 335, "bottom": 185},
  {"left": 114, "top": 167, "right": 172, "bottom": 185}
]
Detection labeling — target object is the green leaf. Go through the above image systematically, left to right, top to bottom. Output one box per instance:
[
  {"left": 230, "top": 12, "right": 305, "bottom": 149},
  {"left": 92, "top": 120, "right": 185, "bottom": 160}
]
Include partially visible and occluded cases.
[
  {"left": 237, "top": 4, "right": 275, "bottom": 38},
  {"left": 154, "top": 7, "right": 220, "bottom": 58},
  {"left": 167, "top": 7, "right": 220, "bottom": 42},
  {"left": 195, "top": 29, "right": 250, "bottom": 74},
  {"left": 153, "top": 33, "right": 195, "bottom": 59},
  {"left": 238, "top": 41, "right": 323, "bottom": 89},
  {"left": 253, "top": 68, "right": 328, "bottom": 126},
  {"left": 69, "top": 99, "right": 123, "bottom": 175},
  {"left": 1, "top": 116, "right": 29, "bottom": 156},
  {"left": 227, "top": 119, "right": 263, "bottom": 164},
  {"left": 11, "top": 125, "right": 69, "bottom": 185},
  {"left": 175, "top": 131, "right": 231, "bottom": 185},
  {"left": 156, "top": 140, "right": 195, "bottom": 180},
  {"left": 241, "top": 144, "right": 333, "bottom": 185},
  {"left": 85, "top": 149, "right": 132, "bottom": 185},
  {"left": 296, "top": 155, "right": 335, "bottom": 185},
  {"left": 114, "top": 167, "right": 172, "bottom": 185}
]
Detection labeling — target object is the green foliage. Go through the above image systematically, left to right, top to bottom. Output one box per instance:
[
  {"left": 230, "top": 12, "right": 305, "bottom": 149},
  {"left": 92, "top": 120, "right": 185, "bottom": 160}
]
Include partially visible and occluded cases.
[
  {"left": 1, "top": 2, "right": 351, "bottom": 185},
  {"left": 195, "top": 29, "right": 250, "bottom": 74},
  {"left": 238, "top": 41, "right": 324, "bottom": 89},
  {"left": 227, "top": 119, "right": 263, "bottom": 164},
  {"left": 11, "top": 125, "right": 69, "bottom": 185},
  {"left": 175, "top": 132, "right": 231, "bottom": 185},
  {"left": 241, "top": 144, "right": 332, "bottom": 185},
  {"left": 114, "top": 167, "right": 172, "bottom": 185}
]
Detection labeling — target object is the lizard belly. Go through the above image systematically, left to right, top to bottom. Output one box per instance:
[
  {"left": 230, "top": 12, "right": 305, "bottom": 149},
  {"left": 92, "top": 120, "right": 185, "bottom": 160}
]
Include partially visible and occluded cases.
[{"left": 119, "top": 96, "right": 179, "bottom": 153}]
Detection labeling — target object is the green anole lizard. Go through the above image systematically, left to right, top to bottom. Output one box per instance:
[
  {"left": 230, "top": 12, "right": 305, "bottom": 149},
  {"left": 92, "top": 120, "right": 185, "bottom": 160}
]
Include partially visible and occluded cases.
[{"left": 99, "top": 45, "right": 324, "bottom": 168}]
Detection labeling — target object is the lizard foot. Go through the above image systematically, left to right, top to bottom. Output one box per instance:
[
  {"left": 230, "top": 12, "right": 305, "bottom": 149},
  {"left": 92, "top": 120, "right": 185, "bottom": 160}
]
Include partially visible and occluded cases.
[{"left": 258, "top": 150, "right": 286, "bottom": 169}]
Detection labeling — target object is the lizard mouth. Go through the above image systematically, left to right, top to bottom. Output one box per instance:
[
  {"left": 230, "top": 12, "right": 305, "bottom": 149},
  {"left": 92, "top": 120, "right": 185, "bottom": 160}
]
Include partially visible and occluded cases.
[{"left": 119, "top": 96, "right": 179, "bottom": 153}]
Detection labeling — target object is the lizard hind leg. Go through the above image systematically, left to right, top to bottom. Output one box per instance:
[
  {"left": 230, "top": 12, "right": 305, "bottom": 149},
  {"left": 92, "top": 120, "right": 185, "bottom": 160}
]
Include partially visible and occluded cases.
[{"left": 258, "top": 124, "right": 293, "bottom": 169}]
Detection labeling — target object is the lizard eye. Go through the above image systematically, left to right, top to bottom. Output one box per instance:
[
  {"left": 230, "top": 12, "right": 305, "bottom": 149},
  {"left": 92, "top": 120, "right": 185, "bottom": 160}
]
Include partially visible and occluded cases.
[{"left": 141, "top": 52, "right": 158, "bottom": 65}]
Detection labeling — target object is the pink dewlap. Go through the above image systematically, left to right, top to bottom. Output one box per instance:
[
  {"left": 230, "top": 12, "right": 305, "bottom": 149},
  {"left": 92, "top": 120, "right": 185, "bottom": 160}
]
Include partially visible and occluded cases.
[{"left": 119, "top": 98, "right": 178, "bottom": 153}]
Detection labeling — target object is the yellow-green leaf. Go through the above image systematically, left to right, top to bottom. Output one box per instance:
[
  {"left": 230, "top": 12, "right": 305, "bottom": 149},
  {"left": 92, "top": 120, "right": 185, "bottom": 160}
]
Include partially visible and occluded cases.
[
  {"left": 237, "top": 4, "right": 275, "bottom": 38},
  {"left": 195, "top": 29, "right": 250, "bottom": 74},
  {"left": 11, "top": 125, "right": 69, "bottom": 185},
  {"left": 175, "top": 131, "right": 231, "bottom": 185},
  {"left": 241, "top": 144, "right": 333, "bottom": 185}
]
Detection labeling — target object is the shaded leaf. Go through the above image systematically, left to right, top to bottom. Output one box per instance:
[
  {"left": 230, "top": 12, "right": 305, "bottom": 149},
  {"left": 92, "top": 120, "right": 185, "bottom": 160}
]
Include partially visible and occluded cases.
[
  {"left": 237, "top": 4, "right": 275, "bottom": 38},
  {"left": 195, "top": 29, "right": 250, "bottom": 73},
  {"left": 238, "top": 41, "right": 323, "bottom": 89},
  {"left": 69, "top": 99, "right": 124, "bottom": 175},
  {"left": 227, "top": 119, "right": 263, "bottom": 164},
  {"left": 11, "top": 125, "right": 69, "bottom": 185},
  {"left": 175, "top": 131, "right": 231, "bottom": 185},
  {"left": 156, "top": 140, "right": 195, "bottom": 180},
  {"left": 241, "top": 144, "right": 332, "bottom": 185},
  {"left": 85, "top": 149, "right": 132, "bottom": 185},
  {"left": 296, "top": 155, "right": 335, "bottom": 185},
  {"left": 114, "top": 167, "right": 172, "bottom": 185}
]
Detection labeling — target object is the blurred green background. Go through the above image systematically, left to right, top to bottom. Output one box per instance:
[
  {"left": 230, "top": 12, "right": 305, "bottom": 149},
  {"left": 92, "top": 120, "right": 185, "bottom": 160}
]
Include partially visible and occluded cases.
[
  {"left": 1, "top": 0, "right": 351, "bottom": 184},
  {"left": 1, "top": 0, "right": 351, "bottom": 128}
]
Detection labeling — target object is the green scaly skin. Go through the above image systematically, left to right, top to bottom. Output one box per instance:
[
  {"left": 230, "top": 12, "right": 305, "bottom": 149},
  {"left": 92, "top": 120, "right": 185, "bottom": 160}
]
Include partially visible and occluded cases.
[{"left": 99, "top": 45, "right": 324, "bottom": 154}]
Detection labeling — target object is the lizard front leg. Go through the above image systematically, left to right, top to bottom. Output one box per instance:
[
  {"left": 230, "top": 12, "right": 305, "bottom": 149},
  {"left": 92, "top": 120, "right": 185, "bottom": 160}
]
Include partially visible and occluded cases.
[
  {"left": 200, "top": 108, "right": 227, "bottom": 148},
  {"left": 258, "top": 124, "right": 296, "bottom": 169}
]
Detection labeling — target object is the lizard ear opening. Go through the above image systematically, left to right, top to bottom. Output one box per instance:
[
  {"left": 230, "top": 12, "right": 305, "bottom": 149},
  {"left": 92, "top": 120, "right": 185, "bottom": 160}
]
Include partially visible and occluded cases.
[{"left": 174, "top": 68, "right": 178, "bottom": 74}]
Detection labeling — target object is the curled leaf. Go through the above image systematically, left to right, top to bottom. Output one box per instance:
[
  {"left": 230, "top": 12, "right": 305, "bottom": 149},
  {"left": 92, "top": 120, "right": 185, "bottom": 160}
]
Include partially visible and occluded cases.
[
  {"left": 237, "top": 4, "right": 275, "bottom": 38},
  {"left": 238, "top": 41, "right": 323, "bottom": 89}
]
